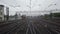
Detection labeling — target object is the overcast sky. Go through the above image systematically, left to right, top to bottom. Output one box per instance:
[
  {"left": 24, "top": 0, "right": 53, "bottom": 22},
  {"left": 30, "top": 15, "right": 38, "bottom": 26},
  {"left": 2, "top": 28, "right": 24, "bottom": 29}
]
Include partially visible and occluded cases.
[{"left": 0, "top": 0, "right": 60, "bottom": 16}]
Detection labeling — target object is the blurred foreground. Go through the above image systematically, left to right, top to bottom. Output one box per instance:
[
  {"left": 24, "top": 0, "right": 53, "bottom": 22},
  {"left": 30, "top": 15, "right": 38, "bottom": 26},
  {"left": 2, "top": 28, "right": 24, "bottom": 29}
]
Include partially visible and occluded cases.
[{"left": 0, "top": 16, "right": 60, "bottom": 34}]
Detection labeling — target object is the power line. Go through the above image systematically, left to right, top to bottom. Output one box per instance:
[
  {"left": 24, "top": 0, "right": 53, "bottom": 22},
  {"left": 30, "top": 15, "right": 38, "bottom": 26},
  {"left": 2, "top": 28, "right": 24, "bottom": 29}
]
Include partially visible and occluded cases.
[{"left": 0, "top": 1, "right": 21, "bottom": 7}]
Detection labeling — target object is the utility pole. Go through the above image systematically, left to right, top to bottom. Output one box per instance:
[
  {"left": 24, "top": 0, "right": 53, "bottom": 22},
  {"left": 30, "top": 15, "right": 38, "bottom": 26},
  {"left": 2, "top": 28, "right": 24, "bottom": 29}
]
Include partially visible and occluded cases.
[
  {"left": 30, "top": 0, "right": 31, "bottom": 16},
  {"left": 48, "top": 4, "right": 56, "bottom": 20},
  {"left": 50, "top": 10, "right": 52, "bottom": 20}
]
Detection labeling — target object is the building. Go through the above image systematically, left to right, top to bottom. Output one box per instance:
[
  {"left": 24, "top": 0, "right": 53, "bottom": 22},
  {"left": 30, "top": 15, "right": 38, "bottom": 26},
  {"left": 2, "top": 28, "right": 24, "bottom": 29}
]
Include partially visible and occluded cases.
[
  {"left": 0, "top": 5, "right": 4, "bottom": 21},
  {"left": 4, "top": 7, "right": 9, "bottom": 21},
  {"left": 6, "top": 7, "right": 9, "bottom": 20},
  {"left": 9, "top": 13, "right": 22, "bottom": 20},
  {"left": 17, "top": 13, "right": 22, "bottom": 19},
  {"left": 9, "top": 15, "right": 16, "bottom": 20}
]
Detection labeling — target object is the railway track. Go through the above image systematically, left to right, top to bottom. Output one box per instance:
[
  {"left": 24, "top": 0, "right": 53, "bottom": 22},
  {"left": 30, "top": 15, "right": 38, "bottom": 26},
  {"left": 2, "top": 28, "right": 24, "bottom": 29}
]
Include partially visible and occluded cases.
[
  {"left": 0, "top": 18, "right": 60, "bottom": 34},
  {"left": 32, "top": 18, "right": 60, "bottom": 34},
  {"left": 0, "top": 19, "right": 27, "bottom": 34}
]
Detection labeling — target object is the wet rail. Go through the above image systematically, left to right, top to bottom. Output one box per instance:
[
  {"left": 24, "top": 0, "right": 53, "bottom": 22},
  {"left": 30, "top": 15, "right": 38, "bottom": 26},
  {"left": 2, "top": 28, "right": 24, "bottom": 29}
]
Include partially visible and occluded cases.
[{"left": 0, "top": 18, "right": 60, "bottom": 34}]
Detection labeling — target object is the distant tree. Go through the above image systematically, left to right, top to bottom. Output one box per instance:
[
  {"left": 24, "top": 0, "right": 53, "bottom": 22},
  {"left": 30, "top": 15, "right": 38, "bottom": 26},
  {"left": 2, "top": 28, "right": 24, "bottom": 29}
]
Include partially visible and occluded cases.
[
  {"left": 53, "top": 13, "right": 60, "bottom": 17},
  {"left": 21, "top": 15, "right": 26, "bottom": 20}
]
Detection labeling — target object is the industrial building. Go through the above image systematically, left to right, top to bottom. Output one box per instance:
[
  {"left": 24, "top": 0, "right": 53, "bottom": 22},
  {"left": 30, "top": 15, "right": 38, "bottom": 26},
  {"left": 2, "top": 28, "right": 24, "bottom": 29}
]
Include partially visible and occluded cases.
[{"left": 0, "top": 5, "right": 4, "bottom": 21}]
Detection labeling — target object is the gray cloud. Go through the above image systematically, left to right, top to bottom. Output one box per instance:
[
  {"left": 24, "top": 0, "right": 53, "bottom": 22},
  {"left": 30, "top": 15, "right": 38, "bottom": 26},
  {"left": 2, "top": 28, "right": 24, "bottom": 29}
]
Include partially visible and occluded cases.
[{"left": 0, "top": 0, "right": 60, "bottom": 15}]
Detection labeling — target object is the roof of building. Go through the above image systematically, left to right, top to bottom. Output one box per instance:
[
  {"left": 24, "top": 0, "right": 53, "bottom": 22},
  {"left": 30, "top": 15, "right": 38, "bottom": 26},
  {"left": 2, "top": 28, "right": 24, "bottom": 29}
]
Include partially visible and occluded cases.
[{"left": 0, "top": 5, "right": 4, "bottom": 7}]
